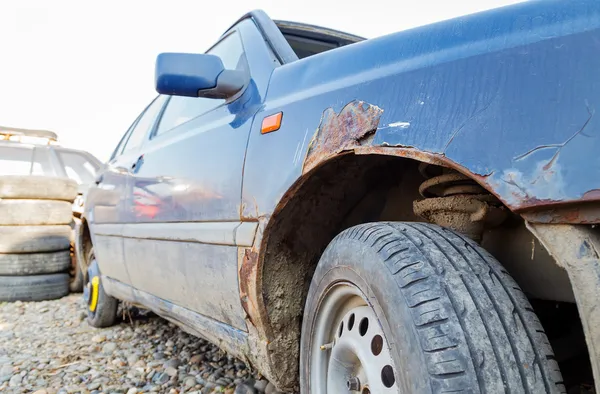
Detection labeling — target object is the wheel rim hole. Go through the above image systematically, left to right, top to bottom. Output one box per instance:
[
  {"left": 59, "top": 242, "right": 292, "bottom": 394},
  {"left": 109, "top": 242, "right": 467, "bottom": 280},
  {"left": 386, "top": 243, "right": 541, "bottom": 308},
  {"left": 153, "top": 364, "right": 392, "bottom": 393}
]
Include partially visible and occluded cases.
[
  {"left": 348, "top": 313, "right": 355, "bottom": 331},
  {"left": 359, "top": 317, "right": 369, "bottom": 336},
  {"left": 338, "top": 321, "right": 344, "bottom": 337},
  {"left": 371, "top": 334, "right": 383, "bottom": 356},
  {"left": 381, "top": 365, "right": 395, "bottom": 388},
  {"left": 361, "top": 388, "right": 370, "bottom": 394}
]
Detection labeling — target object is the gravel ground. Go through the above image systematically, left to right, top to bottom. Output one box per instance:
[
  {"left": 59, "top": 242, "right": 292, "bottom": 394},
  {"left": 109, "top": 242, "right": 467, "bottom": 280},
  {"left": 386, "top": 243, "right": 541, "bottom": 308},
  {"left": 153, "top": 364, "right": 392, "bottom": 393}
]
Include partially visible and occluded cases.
[{"left": 0, "top": 295, "right": 287, "bottom": 394}]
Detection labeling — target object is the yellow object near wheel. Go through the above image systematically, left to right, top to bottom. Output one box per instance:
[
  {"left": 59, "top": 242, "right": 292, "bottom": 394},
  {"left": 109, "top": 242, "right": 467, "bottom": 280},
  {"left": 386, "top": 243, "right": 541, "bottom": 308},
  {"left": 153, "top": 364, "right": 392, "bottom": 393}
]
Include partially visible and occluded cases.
[{"left": 89, "top": 276, "right": 99, "bottom": 312}]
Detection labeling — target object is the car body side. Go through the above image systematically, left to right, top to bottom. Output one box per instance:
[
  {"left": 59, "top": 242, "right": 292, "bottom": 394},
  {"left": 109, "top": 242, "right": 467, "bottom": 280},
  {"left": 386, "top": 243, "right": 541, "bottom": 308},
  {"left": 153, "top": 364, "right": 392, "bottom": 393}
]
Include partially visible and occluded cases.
[{"left": 81, "top": 1, "right": 600, "bottom": 390}]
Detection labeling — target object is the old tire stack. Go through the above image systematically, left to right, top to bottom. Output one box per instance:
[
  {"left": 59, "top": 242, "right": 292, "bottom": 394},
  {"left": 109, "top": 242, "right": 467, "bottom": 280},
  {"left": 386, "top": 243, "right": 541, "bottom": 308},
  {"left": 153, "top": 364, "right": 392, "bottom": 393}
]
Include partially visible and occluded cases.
[{"left": 0, "top": 176, "right": 78, "bottom": 302}]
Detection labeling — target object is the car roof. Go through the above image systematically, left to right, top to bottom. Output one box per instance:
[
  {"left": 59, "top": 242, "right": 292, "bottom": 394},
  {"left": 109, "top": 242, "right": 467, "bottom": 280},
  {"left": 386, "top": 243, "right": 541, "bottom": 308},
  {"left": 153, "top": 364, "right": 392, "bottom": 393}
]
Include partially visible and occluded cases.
[
  {"left": 274, "top": 20, "right": 365, "bottom": 46},
  {"left": 0, "top": 125, "right": 58, "bottom": 141},
  {"left": 0, "top": 140, "right": 103, "bottom": 167}
]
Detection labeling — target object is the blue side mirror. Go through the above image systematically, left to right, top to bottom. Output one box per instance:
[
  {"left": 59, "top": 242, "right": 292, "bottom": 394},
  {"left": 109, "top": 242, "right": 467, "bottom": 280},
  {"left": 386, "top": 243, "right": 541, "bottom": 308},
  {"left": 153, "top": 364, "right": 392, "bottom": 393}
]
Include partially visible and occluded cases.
[{"left": 155, "top": 53, "right": 245, "bottom": 99}]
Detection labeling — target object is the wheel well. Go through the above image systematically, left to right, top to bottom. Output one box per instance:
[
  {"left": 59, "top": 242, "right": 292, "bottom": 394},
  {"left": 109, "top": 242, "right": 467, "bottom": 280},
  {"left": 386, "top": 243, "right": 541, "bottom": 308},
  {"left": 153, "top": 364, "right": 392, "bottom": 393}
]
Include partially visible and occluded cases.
[
  {"left": 258, "top": 152, "right": 578, "bottom": 387},
  {"left": 80, "top": 218, "right": 93, "bottom": 270}
]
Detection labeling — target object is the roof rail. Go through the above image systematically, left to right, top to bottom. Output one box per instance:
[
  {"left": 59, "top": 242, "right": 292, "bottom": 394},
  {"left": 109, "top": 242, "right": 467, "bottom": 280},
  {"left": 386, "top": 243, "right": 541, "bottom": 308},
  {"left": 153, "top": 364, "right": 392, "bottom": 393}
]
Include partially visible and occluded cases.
[{"left": 0, "top": 126, "right": 58, "bottom": 144}]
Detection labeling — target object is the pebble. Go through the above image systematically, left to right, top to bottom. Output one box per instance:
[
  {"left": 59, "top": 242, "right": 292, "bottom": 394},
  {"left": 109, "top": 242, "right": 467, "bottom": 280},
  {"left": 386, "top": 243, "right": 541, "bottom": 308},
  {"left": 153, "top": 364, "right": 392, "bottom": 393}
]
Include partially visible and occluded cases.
[
  {"left": 0, "top": 294, "right": 290, "bottom": 393},
  {"left": 91, "top": 334, "right": 106, "bottom": 343},
  {"left": 102, "top": 342, "right": 118, "bottom": 355},
  {"left": 9, "top": 373, "right": 22, "bottom": 387},
  {"left": 254, "top": 380, "right": 269, "bottom": 392},
  {"left": 236, "top": 381, "right": 258, "bottom": 394}
]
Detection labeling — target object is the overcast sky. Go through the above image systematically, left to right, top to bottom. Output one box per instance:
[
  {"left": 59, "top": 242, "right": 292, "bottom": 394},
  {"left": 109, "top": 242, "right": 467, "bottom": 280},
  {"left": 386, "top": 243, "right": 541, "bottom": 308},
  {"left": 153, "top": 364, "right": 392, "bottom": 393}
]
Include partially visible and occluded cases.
[{"left": 0, "top": 0, "right": 522, "bottom": 162}]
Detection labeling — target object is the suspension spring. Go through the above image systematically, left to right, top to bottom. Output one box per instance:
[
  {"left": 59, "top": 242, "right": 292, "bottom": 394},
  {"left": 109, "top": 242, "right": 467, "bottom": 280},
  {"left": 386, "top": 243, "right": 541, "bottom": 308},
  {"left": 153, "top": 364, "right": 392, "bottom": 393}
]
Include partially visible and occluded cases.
[{"left": 413, "top": 164, "right": 506, "bottom": 242}]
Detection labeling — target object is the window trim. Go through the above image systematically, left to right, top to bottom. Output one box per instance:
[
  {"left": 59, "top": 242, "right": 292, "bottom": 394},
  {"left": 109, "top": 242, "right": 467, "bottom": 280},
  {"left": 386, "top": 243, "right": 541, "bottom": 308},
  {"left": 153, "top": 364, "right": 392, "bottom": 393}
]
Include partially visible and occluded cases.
[
  {"left": 224, "top": 10, "right": 298, "bottom": 65},
  {"left": 121, "top": 95, "right": 167, "bottom": 154},
  {"left": 110, "top": 113, "right": 143, "bottom": 162}
]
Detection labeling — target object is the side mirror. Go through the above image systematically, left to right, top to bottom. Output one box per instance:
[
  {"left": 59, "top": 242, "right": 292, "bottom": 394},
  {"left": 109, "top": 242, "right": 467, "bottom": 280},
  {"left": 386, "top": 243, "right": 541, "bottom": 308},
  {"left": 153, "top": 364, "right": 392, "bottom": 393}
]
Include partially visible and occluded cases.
[{"left": 155, "top": 53, "right": 245, "bottom": 99}]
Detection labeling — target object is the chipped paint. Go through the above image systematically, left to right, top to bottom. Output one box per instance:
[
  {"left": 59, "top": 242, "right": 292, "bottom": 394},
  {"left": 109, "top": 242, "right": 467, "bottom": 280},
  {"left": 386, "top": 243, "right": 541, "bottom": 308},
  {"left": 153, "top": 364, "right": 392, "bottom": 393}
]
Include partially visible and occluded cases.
[
  {"left": 302, "top": 100, "right": 383, "bottom": 174},
  {"left": 386, "top": 121, "right": 411, "bottom": 128}
]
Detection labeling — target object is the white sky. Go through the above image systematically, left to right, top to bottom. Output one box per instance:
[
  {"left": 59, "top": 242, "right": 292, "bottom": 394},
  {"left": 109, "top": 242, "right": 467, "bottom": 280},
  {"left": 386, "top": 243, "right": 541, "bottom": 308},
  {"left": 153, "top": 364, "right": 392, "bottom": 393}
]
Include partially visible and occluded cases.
[{"left": 0, "top": 0, "right": 522, "bottom": 162}]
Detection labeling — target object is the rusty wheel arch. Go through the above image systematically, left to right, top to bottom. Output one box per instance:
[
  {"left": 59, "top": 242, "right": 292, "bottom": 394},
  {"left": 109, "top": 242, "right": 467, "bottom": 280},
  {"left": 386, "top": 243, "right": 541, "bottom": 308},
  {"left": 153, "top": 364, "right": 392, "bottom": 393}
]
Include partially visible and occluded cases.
[{"left": 240, "top": 148, "right": 517, "bottom": 390}]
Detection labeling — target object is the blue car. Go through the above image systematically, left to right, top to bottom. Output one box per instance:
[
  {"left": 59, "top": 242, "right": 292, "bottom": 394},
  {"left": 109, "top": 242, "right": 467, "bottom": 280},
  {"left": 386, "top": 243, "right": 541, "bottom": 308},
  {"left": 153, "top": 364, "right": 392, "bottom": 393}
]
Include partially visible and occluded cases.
[{"left": 78, "top": 2, "right": 600, "bottom": 392}]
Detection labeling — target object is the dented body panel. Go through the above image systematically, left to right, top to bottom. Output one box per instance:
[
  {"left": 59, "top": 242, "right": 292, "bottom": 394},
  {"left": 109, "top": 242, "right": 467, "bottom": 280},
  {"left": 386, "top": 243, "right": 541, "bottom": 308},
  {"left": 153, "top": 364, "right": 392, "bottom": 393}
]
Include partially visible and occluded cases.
[{"left": 242, "top": 1, "right": 600, "bottom": 220}]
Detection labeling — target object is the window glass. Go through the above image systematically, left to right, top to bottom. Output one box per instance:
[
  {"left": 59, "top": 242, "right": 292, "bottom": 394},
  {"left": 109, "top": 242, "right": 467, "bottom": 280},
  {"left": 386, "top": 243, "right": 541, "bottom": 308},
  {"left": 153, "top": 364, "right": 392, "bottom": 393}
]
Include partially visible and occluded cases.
[
  {"left": 154, "top": 31, "right": 246, "bottom": 137},
  {"left": 122, "top": 95, "right": 167, "bottom": 153},
  {"left": 110, "top": 116, "right": 140, "bottom": 161},
  {"left": 0, "top": 146, "right": 33, "bottom": 175},
  {"left": 31, "top": 148, "right": 55, "bottom": 176},
  {"left": 57, "top": 151, "right": 97, "bottom": 185}
]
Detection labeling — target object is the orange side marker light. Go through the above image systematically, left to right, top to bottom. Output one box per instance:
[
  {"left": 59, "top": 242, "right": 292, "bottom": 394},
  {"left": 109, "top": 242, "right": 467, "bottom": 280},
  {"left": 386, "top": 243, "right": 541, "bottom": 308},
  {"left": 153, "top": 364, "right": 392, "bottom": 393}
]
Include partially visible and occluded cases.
[{"left": 261, "top": 112, "right": 283, "bottom": 134}]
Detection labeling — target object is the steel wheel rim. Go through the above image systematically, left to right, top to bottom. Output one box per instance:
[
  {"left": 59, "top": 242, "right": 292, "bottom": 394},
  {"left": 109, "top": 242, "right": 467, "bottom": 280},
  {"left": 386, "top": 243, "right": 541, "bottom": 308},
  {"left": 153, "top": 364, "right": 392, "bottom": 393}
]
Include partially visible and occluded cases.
[{"left": 310, "top": 282, "right": 398, "bottom": 393}]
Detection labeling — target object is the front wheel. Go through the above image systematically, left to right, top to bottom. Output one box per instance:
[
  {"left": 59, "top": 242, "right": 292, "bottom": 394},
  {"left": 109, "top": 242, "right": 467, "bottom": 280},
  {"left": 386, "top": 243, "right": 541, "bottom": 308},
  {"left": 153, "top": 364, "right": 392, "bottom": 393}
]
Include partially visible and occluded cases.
[{"left": 300, "top": 222, "right": 565, "bottom": 393}]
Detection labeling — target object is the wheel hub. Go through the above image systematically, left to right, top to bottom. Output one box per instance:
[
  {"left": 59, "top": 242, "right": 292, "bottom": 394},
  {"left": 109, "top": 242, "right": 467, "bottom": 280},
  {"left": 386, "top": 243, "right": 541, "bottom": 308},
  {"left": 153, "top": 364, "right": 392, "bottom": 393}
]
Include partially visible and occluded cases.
[{"left": 310, "top": 283, "right": 398, "bottom": 393}]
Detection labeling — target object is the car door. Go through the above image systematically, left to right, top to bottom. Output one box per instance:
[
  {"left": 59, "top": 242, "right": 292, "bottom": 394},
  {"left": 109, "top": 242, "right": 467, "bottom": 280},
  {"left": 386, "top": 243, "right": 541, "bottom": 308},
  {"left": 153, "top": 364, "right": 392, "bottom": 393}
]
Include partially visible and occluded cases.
[
  {"left": 121, "top": 19, "right": 274, "bottom": 330},
  {"left": 88, "top": 96, "right": 168, "bottom": 286}
]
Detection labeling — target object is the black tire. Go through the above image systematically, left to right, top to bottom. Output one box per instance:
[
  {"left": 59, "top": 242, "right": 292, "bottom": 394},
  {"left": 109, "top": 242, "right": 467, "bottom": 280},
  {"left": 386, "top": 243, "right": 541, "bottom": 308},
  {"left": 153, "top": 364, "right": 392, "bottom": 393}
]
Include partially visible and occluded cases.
[
  {"left": 0, "top": 175, "right": 78, "bottom": 201},
  {"left": 0, "top": 200, "right": 73, "bottom": 225},
  {"left": 300, "top": 222, "right": 565, "bottom": 393},
  {"left": 0, "top": 225, "right": 72, "bottom": 253},
  {"left": 85, "top": 247, "right": 118, "bottom": 328},
  {"left": 0, "top": 250, "right": 71, "bottom": 275},
  {"left": 69, "top": 251, "right": 84, "bottom": 293},
  {"left": 0, "top": 273, "right": 69, "bottom": 302}
]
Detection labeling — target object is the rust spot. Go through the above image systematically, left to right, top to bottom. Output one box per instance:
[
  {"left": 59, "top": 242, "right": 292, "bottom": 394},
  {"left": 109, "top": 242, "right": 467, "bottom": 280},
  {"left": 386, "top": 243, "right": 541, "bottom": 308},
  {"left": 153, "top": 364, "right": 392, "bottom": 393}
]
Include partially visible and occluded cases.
[
  {"left": 303, "top": 100, "right": 383, "bottom": 174},
  {"left": 583, "top": 189, "right": 600, "bottom": 200},
  {"left": 522, "top": 203, "right": 600, "bottom": 224},
  {"left": 239, "top": 248, "right": 260, "bottom": 327}
]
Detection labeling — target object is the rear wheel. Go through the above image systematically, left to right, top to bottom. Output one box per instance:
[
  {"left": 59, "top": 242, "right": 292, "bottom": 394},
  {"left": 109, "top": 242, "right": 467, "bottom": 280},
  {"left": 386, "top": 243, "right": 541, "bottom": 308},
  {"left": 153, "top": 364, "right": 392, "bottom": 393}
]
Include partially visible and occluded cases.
[
  {"left": 300, "top": 222, "right": 565, "bottom": 393},
  {"left": 84, "top": 247, "right": 118, "bottom": 328}
]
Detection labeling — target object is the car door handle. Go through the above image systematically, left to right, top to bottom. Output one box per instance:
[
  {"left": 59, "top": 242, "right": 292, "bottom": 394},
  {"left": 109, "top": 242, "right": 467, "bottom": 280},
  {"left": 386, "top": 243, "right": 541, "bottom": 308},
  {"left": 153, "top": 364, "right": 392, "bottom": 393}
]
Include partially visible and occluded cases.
[{"left": 131, "top": 155, "right": 144, "bottom": 173}]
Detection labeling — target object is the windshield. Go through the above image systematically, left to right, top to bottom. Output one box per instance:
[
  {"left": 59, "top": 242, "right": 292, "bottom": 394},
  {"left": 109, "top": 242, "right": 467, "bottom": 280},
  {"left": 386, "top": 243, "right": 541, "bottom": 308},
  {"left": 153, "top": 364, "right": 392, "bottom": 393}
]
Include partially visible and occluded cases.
[{"left": 56, "top": 150, "right": 98, "bottom": 185}]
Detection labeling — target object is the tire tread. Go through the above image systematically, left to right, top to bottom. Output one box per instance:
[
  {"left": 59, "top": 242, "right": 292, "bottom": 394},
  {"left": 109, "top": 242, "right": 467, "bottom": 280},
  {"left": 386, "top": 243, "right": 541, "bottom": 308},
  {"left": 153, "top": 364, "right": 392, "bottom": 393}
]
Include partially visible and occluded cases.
[{"left": 340, "top": 222, "right": 565, "bottom": 394}]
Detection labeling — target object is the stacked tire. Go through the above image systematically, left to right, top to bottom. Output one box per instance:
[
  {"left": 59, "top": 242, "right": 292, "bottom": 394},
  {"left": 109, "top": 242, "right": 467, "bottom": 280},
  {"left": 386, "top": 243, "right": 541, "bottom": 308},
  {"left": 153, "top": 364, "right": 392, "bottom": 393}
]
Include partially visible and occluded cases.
[{"left": 0, "top": 176, "right": 78, "bottom": 302}]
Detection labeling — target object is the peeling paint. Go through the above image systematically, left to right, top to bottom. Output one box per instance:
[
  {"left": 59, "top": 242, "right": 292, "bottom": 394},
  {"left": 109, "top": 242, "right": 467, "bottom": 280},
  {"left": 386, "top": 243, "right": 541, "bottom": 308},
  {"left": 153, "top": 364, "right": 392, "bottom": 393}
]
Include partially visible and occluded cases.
[
  {"left": 303, "top": 100, "right": 383, "bottom": 173},
  {"left": 493, "top": 160, "right": 568, "bottom": 205},
  {"left": 522, "top": 203, "right": 600, "bottom": 224},
  {"left": 239, "top": 248, "right": 260, "bottom": 327}
]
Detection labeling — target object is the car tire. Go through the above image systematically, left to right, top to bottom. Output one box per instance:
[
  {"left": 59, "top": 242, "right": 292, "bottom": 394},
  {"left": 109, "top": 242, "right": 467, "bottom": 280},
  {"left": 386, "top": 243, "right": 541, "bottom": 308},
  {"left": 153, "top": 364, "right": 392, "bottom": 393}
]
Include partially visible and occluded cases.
[
  {"left": 0, "top": 175, "right": 78, "bottom": 201},
  {"left": 0, "top": 200, "right": 73, "bottom": 225},
  {"left": 300, "top": 222, "right": 565, "bottom": 393},
  {"left": 0, "top": 225, "right": 72, "bottom": 253},
  {"left": 84, "top": 247, "right": 118, "bottom": 328},
  {"left": 0, "top": 250, "right": 71, "bottom": 275},
  {"left": 69, "top": 251, "right": 84, "bottom": 293},
  {"left": 0, "top": 273, "right": 69, "bottom": 302}
]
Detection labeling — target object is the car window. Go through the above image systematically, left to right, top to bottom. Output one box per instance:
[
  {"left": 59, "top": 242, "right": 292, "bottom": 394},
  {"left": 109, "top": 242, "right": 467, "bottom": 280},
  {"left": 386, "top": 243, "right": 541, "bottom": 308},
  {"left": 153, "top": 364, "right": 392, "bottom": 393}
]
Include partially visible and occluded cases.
[
  {"left": 153, "top": 31, "right": 247, "bottom": 137},
  {"left": 122, "top": 95, "right": 168, "bottom": 153},
  {"left": 0, "top": 145, "right": 33, "bottom": 175},
  {"left": 0, "top": 145, "right": 56, "bottom": 176},
  {"left": 57, "top": 151, "right": 97, "bottom": 185}
]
